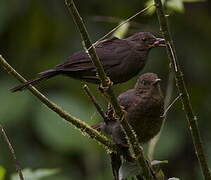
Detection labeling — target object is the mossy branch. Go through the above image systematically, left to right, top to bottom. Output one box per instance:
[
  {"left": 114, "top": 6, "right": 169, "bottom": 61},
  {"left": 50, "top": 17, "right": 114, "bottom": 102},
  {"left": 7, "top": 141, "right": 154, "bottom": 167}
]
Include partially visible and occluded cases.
[
  {"left": 65, "top": 0, "right": 154, "bottom": 179},
  {"left": 154, "top": 1, "right": 211, "bottom": 179},
  {"left": 0, "top": 55, "right": 116, "bottom": 153}
]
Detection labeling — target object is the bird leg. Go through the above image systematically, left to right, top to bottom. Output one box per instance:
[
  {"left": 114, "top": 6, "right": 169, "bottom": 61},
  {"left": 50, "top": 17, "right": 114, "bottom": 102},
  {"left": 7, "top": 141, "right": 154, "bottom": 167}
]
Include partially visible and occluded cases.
[
  {"left": 98, "top": 76, "right": 113, "bottom": 94},
  {"left": 118, "top": 106, "right": 128, "bottom": 121}
]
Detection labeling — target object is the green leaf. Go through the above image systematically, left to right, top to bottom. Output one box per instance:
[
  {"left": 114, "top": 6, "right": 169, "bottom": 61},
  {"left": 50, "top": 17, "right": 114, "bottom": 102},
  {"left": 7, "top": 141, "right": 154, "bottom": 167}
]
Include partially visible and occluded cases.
[
  {"left": 145, "top": 0, "right": 156, "bottom": 15},
  {"left": 146, "top": 0, "right": 193, "bottom": 14},
  {"left": 166, "top": 0, "right": 185, "bottom": 13},
  {"left": 182, "top": 0, "right": 205, "bottom": 2},
  {"left": 112, "top": 22, "right": 130, "bottom": 39},
  {"left": 118, "top": 160, "right": 168, "bottom": 179},
  {"left": 151, "top": 160, "right": 168, "bottom": 171},
  {"left": 151, "top": 160, "right": 168, "bottom": 166},
  {"left": 151, "top": 160, "right": 167, "bottom": 179},
  {"left": 119, "top": 161, "right": 142, "bottom": 180},
  {"left": 0, "top": 166, "right": 6, "bottom": 180},
  {"left": 11, "top": 168, "right": 59, "bottom": 180},
  {"left": 155, "top": 169, "right": 165, "bottom": 180}
]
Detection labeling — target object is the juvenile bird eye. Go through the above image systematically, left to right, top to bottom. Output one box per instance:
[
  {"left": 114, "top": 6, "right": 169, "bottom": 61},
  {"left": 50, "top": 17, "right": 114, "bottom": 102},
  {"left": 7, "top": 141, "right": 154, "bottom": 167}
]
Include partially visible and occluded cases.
[
  {"left": 142, "top": 37, "right": 147, "bottom": 41},
  {"left": 141, "top": 80, "right": 147, "bottom": 85}
]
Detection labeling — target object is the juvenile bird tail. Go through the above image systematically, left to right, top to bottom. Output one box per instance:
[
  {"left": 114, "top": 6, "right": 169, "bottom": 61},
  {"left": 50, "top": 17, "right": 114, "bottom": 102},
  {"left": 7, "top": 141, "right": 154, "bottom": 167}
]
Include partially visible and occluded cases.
[{"left": 10, "top": 69, "right": 58, "bottom": 92}]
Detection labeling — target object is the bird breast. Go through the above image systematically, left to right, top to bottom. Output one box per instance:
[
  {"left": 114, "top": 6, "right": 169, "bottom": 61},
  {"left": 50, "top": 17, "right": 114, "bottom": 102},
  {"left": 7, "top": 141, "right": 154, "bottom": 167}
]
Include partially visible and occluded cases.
[{"left": 126, "top": 97, "right": 164, "bottom": 143}]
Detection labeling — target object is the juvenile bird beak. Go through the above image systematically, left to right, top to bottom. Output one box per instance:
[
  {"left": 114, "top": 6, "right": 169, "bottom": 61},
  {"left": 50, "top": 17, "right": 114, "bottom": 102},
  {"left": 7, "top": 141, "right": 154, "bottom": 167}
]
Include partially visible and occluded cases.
[
  {"left": 153, "top": 38, "right": 166, "bottom": 47},
  {"left": 153, "top": 78, "right": 161, "bottom": 85}
]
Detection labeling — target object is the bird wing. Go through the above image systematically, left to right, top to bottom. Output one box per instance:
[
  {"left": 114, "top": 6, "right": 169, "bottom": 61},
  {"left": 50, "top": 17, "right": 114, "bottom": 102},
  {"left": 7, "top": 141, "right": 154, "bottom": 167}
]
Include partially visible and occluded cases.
[
  {"left": 55, "top": 37, "right": 132, "bottom": 73},
  {"left": 105, "top": 89, "right": 135, "bottom": 119},
  {"left": 116, "top": 89, "right": 163, "bottom": 117},
  {"left": 117, "top": 89, "right": 136, "bottom": 111}
]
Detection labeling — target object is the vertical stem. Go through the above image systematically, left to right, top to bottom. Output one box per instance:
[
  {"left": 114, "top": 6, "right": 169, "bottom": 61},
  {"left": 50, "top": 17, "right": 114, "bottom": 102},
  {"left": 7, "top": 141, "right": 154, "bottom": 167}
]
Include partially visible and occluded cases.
[
  {"left": 65, "top": 0, "right": 154, "bottom": 178},
  {"left": 65, "top": 0, "right": 108, "bottom": 87},
  {"left": 154, "top": 1, "right": 211, "bottom": 179},
  {"left": 83, "top": 84, "right": 109, "bottom": 122},
  {"left": 121, "top": 120, "right": 154, "bottom": 180},
  {"left": 0, "top": 124, "right": 24, "bottom": 180}
]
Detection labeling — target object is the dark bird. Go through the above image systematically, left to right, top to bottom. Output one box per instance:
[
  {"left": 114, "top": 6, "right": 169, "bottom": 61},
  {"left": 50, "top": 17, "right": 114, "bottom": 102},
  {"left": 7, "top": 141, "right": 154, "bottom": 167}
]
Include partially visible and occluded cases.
[
  {"left": 11, "top": 32, "right": 165, "bottom": 92},
  {"left": 94, "top": 73, "right": 164, "bottom": 146}
]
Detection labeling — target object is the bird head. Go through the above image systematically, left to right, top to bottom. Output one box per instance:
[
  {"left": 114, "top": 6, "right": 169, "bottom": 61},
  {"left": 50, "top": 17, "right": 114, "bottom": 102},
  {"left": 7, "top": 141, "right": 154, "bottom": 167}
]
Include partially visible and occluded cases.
[
  {"left": 126, "top": 32, "right": 166, "bottom": 50},
  {"left": 135, "top": 73, "right": 163, "bottom": 98}
]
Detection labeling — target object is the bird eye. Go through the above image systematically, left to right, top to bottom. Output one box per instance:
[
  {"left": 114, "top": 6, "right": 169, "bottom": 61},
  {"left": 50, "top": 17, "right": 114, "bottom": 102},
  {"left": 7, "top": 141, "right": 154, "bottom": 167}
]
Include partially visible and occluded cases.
[
  {"left": 142, "top": 37, "right": 147, "bottom": 42},
  {"left": 141, "top": 80, "right": 147, "bottom": 85}
]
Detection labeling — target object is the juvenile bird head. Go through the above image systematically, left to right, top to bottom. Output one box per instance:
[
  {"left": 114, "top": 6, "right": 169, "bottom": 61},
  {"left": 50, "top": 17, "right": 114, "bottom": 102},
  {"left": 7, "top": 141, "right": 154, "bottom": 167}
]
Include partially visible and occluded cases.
[
  {"left": 126, "top": 32, "right": 165, "bottom": 50},
  {"left": 135, "top": 73, "right": 162, "bottom": 98}
]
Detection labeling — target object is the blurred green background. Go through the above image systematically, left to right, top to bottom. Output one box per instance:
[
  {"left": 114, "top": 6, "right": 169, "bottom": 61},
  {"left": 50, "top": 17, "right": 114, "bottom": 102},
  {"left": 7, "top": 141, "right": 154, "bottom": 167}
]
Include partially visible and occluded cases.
[{"left": 0, "top": 0, "right": 211, "bottom": 179}]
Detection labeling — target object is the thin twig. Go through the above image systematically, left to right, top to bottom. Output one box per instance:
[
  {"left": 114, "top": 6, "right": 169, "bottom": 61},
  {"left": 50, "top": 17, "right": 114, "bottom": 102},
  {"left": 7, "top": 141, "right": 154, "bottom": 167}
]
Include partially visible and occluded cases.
[
  {"left": 65, "top": 0, "right": 154, "bottom": 179},
  {"left": 154, "top": 1, "right": 211, "bottom": 179},
  {"left": 91, "top": 4, "right": 155, "bottom": 49},
  {"left": 90, "top": 15, "right": 144, "bottom": 29},
  {"left": 0, "top": 55, "right": 116, "bottom": 153},
  {"left": 83, "top": 84, "right": 109, "bottom": 123},
  {"left": 162, "top": 93, "right": 182, "bottom": 118},
  {"left": 0, "top": 124, "right": 24, "bottom": 180}
]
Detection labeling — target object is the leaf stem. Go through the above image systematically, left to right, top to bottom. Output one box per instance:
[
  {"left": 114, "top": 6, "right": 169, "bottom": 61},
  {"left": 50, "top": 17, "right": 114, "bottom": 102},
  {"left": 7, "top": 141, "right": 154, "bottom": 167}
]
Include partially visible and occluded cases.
[
  {"left": 154, "top": 1, "right": 211, "bottom": 179},
  {"left": 0, "top": 124, "right": 24, "bottom": 180}
]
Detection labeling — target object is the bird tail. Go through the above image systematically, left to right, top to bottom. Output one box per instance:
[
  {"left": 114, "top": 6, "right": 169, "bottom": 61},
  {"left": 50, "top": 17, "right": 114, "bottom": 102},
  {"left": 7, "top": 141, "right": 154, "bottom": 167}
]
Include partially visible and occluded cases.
[{"left": 10, "top": 69, "right": 58, "bottom": 92}]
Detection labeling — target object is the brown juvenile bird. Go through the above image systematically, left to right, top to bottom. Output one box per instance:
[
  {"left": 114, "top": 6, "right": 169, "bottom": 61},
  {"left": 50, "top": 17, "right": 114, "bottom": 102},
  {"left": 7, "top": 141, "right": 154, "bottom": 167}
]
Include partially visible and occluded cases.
[
  {"left": 11, "top": 32, "right": 165, "bottom": 92},
  {"left": 94, "top": 73, "right": 164, "bottom": 146}
]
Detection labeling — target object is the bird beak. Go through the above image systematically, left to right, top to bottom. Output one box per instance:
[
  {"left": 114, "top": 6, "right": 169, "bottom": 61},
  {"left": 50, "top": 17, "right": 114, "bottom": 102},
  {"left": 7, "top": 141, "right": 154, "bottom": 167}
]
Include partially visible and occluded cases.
[
  {"left": 153, "top": 38, "right": 166, "bottom": 47},
  {"left": 153, "top": 78, "right": 161, "bottom": 85}
]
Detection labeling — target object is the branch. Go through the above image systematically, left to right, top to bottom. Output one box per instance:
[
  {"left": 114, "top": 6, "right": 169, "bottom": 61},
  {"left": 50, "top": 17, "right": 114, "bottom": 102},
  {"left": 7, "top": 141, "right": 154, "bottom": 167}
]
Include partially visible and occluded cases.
[
  {"left": 65, "top": 0, "right": 154, "bottom": 179},
  {"left": 65, "top": 0, "right": 108, "bottom": 87},
  {"left": 65, "top": 0, "right": 123, "bottom": 116},
  {"left": 154, "top": 1, "right": 211, "bottom": 179},
  {"left": 92, "top": 4, "right": 154, "bottom": 47},
  {"left": 91, "top": 15, "right": 144, "bottom": 29},
  {"left": 0, "top": 55, "right": 116, "bottom": 153},
  {"left": 83, "top": 84, "right": 109, "bottom": 123},
  {"left": 83, "top": 87, "right": 151, "bottom": 180},
  {"left": 83, "top": 87, "right": 144, "bottom": 180},
  {"left": 0, "top": 124, "right": 24, "bottom": 180}
]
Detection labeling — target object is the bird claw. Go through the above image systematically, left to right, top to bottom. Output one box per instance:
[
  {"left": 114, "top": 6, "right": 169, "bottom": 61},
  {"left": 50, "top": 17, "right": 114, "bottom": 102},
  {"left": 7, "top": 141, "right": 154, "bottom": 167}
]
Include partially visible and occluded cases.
[
  {"left": 99, "top": 77, "right": 113, "bottom": 93},
  {"left": 111, "top": 105, "right": 127, "bottom": 122},
  {"left": 120, "top": 106, "right": 127, "bottom": 114},
  {"left": 112, "top": 111, "right": 121, "bottom": 121},
  {"left": 160, "top": 115, "right": 165, "bottom": 118},
  {"left": 134, "top": 146, "right": 144, "bottom": 160}
]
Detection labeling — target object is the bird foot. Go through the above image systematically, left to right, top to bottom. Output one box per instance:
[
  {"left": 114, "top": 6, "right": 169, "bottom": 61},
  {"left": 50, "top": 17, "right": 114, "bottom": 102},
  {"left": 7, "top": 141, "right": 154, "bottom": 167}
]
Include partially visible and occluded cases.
[
  {"left": 99, "top": 77, "right": 113, "bottom": 93},
  {"left": 110, "top": 105, "right": 127, "bottom": 122},
  {"left": 119, "top": 106, "right": 127, "bottom": 122}
]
